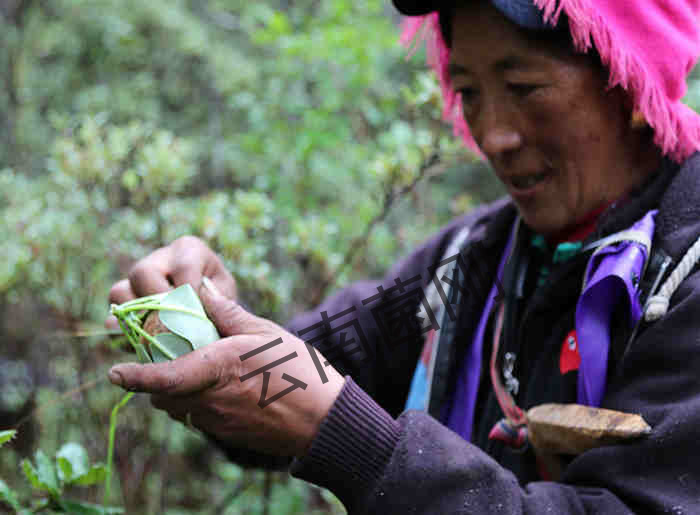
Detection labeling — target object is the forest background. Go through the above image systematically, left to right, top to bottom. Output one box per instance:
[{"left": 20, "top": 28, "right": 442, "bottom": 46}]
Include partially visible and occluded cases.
[{"left": 1, "top": 1, "right": 699, "bottom": 514}]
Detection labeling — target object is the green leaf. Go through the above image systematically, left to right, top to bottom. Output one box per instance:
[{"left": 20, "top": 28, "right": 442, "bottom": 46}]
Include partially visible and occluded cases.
[
  {"left": 159, "top": 284, "right": 219, "bottom": 350},
  {"left": 165, "top": 284, "right": 206, "bottom": 315},
  {"left": 151, "top": 332, "right": 192, "bottom": 362},
  {"left": 133, "top": 342, "right": 152, "bottom": 363},
  {"left": 0, "top": 430, "right": 16, "bottom": 448},
  {"left": 56, "top": 442, "right": 89, "bottom": 483},
  {"left": 34, "top": 451, "right": 59, "bottom": 496},
  {"left": 22, "top": 452, "right": 60, "bottom": 496},
  {"left": 57, "top": 457, "right": 73, "bottom": 485},
  {"left": 21, "top": 458, "right": 42, "bottom": 490},
  {"left": 73, "top": 464, "right": 107, "bottom": 486},
  {"left": 0, "top": 477, "right": 22, "bottom": 511},
  {"left": 59, "top": 498, "right": 124, "bottom": 514}
]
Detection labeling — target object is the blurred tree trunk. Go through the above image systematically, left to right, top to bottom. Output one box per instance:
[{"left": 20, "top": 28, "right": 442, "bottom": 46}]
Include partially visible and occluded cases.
[{"left": 1, "top": 0, "right": 32, "bottom": 168}]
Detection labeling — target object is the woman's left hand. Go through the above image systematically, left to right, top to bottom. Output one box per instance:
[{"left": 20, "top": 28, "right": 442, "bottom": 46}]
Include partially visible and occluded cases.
[{"left": 107, "top": 278, "right": 345, "bottom": 457}]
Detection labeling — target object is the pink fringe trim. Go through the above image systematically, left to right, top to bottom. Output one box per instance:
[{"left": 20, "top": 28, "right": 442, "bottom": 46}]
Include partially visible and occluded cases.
[
  {"left": 534, "top": 0, "right": 700, "bottom": 162},
  {"left": 401, "top": 3, "right": 700, "bottom": 163},
  {"left": 400, "top": 15, "right": 479, "bottom": 154}
]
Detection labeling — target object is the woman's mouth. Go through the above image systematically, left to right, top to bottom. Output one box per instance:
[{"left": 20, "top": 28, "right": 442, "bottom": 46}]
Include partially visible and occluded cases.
[{"left": 507, "top": 170, "right": 551, "bottom": 196}]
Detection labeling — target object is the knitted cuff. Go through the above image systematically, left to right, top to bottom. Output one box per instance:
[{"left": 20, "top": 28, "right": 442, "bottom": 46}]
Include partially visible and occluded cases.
[{"left": 289, "top": 377, "right": 401, "bottom": 510}]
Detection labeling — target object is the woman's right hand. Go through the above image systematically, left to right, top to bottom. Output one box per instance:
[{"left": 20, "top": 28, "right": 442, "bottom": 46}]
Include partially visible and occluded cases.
[{"left": 106, "top": 235, "right": 237, "bottom": 329}]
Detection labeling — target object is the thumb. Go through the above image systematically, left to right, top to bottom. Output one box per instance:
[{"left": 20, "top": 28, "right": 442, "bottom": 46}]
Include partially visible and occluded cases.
[
  {"left": 200, "top": 276, "right": 265, "bottom": 337},
  {"left": 108, "top": 350, "right": 218, "bottom": 395}
]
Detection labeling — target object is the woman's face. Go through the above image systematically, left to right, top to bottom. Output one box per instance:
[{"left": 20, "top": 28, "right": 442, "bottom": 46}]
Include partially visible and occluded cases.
[{"left": 448, "top": 3, "right": 658, "bottom": 234}]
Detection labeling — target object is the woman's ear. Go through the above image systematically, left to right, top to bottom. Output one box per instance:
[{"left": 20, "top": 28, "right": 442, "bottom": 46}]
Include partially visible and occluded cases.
[
  {"left": 608, "top": 86, "right": 644, "bottom": 130},
  {"left": 629, "top": 109, "right": 648, "bottom": 130}
]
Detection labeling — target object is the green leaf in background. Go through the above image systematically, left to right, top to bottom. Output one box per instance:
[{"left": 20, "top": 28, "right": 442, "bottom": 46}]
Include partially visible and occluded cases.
[
  {"left": 159, "top": 284, "right": 220, "bottom": 349},
  {"left": 151, "top": 332, "right": 192, "bottom": 362},
  {"left": 0, "top": 429, "right": 16, "bottom": 448},
  {"left": 56, "top": 442, "right": 89, "bottom": 483},
  {"left": 35, "top": 450, "right": 59, "bottom": 496},
  {"left": 21, "top": 451, "right": 62, "bottom": 497},
  {"left": 21, "top": 458, "right": 42, "bottom": 491},
  {"left": 73, "top": 464, "right": 107, "bottom": 486},
  {"left": 0, "top": 477, "right": 22, "bottom": 511},
  {"left": 59, "top": 498, "right": 124, "bottom": 514}
]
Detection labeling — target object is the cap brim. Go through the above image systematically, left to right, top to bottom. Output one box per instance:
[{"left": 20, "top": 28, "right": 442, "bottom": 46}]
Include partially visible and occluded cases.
[{"left": 391, "top": 0, "right": 447, "bottom": 16}]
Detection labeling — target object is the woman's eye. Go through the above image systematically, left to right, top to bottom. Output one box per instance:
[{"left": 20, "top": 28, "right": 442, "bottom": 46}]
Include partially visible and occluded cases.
[
  {"left": 508, "top": 83, "right": 539, "bottom": 97},
  {"left": 458, "top": 87, "right": 477, "bottom": 106}
]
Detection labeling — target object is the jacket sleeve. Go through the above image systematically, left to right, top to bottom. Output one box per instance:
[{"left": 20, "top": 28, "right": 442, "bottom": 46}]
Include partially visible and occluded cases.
[
  {"left": 284, "top": 208, "right": 487, "bottom": 417},
  {"left": 213, "top": 210, "right": 483, "bottom": 469},
  {"left": 289, "top": 270, "right": 700, "bottom": 514}
]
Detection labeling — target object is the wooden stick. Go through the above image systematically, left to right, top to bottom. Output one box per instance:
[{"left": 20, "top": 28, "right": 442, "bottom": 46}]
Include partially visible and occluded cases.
[{"left": 526, "top": 403, "right": 651, "bottom": 480}]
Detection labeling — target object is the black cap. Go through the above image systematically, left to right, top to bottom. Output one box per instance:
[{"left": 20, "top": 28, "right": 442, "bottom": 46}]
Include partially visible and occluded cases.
[
  {"left": 391, "top": 0, "right": 446, "bottom": 16},
  {"left": 392, "top": 0, "right": 551, "bottom": 31}
]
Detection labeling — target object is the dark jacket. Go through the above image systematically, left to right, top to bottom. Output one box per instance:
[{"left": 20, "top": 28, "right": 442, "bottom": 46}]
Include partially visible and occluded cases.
[{"left": 287, "top": 153, "right": 700, "bottom": 514}]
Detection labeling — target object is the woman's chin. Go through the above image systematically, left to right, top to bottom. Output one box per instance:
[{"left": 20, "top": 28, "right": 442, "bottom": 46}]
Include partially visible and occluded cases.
[{"left": 516, "top": 204, "right": 569, "bottom": 236}]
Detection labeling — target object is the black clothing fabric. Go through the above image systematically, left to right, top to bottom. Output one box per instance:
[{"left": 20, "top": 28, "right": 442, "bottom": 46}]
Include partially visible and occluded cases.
[{"left": 285, "top": 154, "right": 700, "bottom": 514}]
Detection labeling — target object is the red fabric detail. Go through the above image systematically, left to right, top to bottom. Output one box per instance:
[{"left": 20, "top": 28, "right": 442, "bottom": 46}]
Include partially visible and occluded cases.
[
  {"left": 547, "top": 204, "right": 609, "bottom": 246},
  {"left": 420, "top": 329, "right": 435, "bottom": 367},
  {"left": 560, "top": 329, "right": 582, "bottom": 374},
  {"left": 488, "top": 419, "right": 528, "bottom": 449},
  {"left": 536, "top": 456, "right": 552, "bottom": 481}
]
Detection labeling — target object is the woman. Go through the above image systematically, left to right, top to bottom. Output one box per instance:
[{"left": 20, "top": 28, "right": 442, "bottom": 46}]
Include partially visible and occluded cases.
[{"left": 107, "top": 0, "right": 700, "bottom": 512}]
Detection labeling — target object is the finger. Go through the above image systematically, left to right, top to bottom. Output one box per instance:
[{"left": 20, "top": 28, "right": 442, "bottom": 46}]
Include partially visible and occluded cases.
[
  {"left": 167, "top": 236, "right": 209, "bottom": 289},
  {"left": 169, "top": 237, "right": 237, "bottom": 299},
  {"left": 128, "top": 248, "right": 173, "bottom": 297},
  {"left": 167, "top": 251, "right": 206, "bottom": 290},
  {"left": 201, "top": 251, "right": 237, "bottom": 300},
  {"left": 209, "top": 268, "right": 238, "bottom": 301},
  {"left": 196, "top": 272, "right": 237, "bottom": 307},
  {"left": 200, "top": 277, "right": 268, "bottom": 337},
  {"left": 107, "top": 279, "right": 137, "bottom": 329},
  {"left": 108, "top": 279, "right": 136, "bottom": 305},
  {"left": 108, "top": 346, "right": 223, "bottom": 396}
]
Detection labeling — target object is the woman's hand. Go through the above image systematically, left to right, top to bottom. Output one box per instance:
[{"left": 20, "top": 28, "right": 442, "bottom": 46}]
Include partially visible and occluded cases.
[
  {"left": 106, "top": 236, "right": 237, "bottom": 329},
  {"left": 108, "top": 278, "right": 345, "bottom": 458}
]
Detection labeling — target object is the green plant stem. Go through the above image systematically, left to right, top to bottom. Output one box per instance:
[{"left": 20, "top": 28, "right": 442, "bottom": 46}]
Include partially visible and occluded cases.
[
  {"left": 110, "top": 293, "right": 167, "bottom": 310},
  {"left": 113, "top": 303, "right": 209, "bottom": 321},
  {"left": 122, "top": 317, "right": 177, "bottom": 360},
  {"left": 116, "top": 318, "right": 134, "bottom": 347},
  {"left": 104, "top": 392, "right": 133, "bottom": 505}
]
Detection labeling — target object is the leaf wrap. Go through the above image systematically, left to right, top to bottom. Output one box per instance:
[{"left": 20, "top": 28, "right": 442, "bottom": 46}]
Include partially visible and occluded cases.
[{"left": 110, "top": 284, "right": 220, "bottom": 362}]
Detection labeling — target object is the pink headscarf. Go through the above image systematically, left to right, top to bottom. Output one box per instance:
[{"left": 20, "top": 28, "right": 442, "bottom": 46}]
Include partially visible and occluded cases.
[{"left": 401, "top": 0, "right": 700, "bottom": 163}]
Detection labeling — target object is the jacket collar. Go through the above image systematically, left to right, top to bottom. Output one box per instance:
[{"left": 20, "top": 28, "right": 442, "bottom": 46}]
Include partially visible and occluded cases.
[{"left": 657, "top": 152, "right": 700, "bottom": 263}]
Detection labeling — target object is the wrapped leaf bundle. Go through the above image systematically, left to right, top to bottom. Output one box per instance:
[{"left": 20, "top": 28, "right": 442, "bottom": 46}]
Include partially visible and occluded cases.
[{"left": 110, "top": 284, "right": 220, "bottom": 362}]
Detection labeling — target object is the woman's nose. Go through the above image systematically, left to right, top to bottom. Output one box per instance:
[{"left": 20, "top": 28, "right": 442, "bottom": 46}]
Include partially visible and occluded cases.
[
  {"left": 472, "top": 101, "right": 523, "bottom": 158},
  {"left": 480, "top": 128, "right": 522, "bottom": 157}
]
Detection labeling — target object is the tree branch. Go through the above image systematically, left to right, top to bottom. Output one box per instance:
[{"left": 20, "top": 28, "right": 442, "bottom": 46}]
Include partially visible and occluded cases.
[{"left": 321, "top": 152, "right": 441, "bottom": 294}]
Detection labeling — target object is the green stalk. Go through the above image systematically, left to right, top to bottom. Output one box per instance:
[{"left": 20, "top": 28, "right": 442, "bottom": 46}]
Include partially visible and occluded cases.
[
  {"left": 110, "top": 292, "right": 168, "bottom": 310},
  {"left": 112, "top": 303, "right": 209, "bottom": 322},
  {"left": 122, "top": 317, "right": 177, "bottom": 360},
  {"left": 116, "top": 318, "right": 135, "bottom": 348},
  {"left": 104, "top": 392, "right": 133, "bottom": 505}
]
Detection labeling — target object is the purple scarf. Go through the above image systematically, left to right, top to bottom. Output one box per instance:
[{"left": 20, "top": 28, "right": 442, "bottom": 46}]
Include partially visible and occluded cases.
[{"left": 434, "top": 211, "right": 656, "bottom": 441}]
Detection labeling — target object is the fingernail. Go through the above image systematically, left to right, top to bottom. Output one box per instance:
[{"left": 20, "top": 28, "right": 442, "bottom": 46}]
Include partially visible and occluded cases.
[
  {"left": 202, "top": 276, "right": 223, "bottom": 298},
  {"left": 108, "top": 368, "right": 124, "bottom": 387}
]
